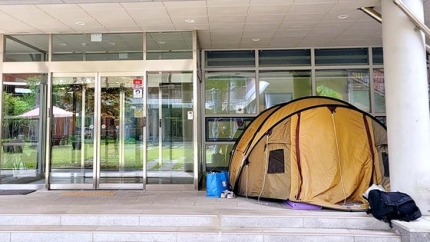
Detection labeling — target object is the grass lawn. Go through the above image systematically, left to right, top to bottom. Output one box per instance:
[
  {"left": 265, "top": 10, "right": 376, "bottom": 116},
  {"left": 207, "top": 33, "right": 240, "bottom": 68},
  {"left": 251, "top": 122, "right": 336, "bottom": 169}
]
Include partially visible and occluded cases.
[{"left": 2, "top": 142, "right": 194, "bottom": 170}]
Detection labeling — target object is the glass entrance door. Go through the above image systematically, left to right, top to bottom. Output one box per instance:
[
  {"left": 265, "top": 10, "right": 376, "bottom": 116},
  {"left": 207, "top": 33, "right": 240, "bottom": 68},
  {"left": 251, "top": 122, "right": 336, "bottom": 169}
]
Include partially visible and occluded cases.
[
  {"left": 146, "top": 72, "right": 194, "bottom": 185},
  {"left": 49, "top": 73, "right": 195, "bottom": 189},
  {"left": 49, "top": 74, "right": 144, "bottom": 189},
  {"left": 49, "top": 76, "right": 95, "bottom": 188},
  {"left": 98, "top": 76, "right": 144, "bottom": 189}
]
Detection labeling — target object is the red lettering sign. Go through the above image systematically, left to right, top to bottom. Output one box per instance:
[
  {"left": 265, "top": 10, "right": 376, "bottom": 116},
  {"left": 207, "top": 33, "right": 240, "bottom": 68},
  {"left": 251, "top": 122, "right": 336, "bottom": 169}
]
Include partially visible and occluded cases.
[{"left": 133, "top": 79, "right": 142, "bottom": 85}]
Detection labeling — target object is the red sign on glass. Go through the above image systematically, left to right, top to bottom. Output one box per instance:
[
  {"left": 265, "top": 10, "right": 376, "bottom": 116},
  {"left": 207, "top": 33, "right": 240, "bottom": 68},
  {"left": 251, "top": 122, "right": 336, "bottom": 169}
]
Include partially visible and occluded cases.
[
  {"left": 133, "top": 79, "right": 143, "bottom": 89},
  {"left": 133, "top": 79, "right": 142, "bottom": 85}
]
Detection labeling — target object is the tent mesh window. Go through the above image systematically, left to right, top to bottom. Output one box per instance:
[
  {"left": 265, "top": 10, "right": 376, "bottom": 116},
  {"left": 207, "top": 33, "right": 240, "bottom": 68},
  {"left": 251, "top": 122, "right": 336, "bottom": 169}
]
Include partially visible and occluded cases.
[
  {"left": 268, "top": 149, "right": 284, "bottom": 173},
  {"left": 382, "top": 152, "right": 389, "bottom": 177}
]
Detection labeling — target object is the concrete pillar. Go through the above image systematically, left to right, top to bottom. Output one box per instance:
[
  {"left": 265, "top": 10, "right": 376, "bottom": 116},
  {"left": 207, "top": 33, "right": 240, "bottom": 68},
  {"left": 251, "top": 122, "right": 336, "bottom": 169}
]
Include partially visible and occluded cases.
[{"left": 381, "top": 0, "right": 430, "bottom": 215}]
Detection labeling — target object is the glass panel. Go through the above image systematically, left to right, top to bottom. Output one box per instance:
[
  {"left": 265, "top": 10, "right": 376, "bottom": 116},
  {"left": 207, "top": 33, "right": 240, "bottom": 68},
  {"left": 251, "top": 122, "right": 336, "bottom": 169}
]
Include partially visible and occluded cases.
[
  {"left": 146, "top": 32, "right": 192, "bottom": 60},
  {"left": 52, "top": 33, "right": 143, "bottom": 61},
  {"left": 4, "top": 35, "right": 48, "bottom": 62},
  {"left": 372, "top": 47, "right": 383, "bottom": 65},
  {"left": 315, "top": 48, "right": 369, "bottom": 65},
  {"left": 259, "top": 49, "right": 311, "bottom": 66},
  {"left": 205, "top": 50, "right": 255, "bottom": 67},
  {"left": 86, "top": 52, "right": 143, "bottom": 61},
  {"left": 316, "top": 69, "right": 370, "bottom": 112},
  {"left": 374, "top": 69, "right": 385, "bottom": 113},
  {"left": 259, "top": 70, "right": 311, "bottom": 111},
  {"left": 146, "top": 72, "right": 194, "bottom": 184},
  {"left": 205, "top": 72, "right": 256, "bottom": 114},
  {"left": 1, "top": 74, "right": 47, "bottom": 184},
  {"left": 50, "top": 76, "right": 95, "bottom": 185},
  {"left": 99, "top": 76, "right": 144, "bottom": 184},
  {"left": 206, "top": 117, "right": 253, "bottom": 142},
  {"left": 205, "top": 144, "right": 234, "bottom": 172}
]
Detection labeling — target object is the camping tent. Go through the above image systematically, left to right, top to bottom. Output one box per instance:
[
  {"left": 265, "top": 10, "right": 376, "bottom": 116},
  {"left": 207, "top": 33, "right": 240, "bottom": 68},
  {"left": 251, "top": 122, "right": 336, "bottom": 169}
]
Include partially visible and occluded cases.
[{"left": 228, "top": 96, "right": 389, "bottom": 211}]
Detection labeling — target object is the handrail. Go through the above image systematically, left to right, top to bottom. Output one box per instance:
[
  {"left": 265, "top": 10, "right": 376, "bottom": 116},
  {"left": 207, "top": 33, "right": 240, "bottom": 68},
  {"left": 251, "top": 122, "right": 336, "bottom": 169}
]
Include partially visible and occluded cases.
[
  {"left": 393, "top": 0, "right": 430, "bottom": 39},
  {"left": 358, "top": 4, "right": 430, "bottom": 55}
]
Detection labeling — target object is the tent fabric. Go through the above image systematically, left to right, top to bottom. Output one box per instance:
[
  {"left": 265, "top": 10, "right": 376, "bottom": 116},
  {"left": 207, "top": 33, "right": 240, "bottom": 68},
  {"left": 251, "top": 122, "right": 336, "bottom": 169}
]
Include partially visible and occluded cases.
[{"left": 229, "top": 96, "right": 389, "bottom": 211}]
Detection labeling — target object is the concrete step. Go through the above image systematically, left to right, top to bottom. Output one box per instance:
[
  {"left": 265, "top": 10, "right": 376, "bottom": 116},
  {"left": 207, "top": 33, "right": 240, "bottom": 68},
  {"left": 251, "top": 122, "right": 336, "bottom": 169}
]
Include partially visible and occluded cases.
[
  {"left": 0, "top": 190, "right": 400, "bottom": 242},
  {"left": 0, "top": 212, "right": 392, "bottom": 231},
  {"left": 0, "top": 212, "right": 400, "bottom": 242},
  {"left": 0, "top": 226, "right": 400, "bottom": 242}
]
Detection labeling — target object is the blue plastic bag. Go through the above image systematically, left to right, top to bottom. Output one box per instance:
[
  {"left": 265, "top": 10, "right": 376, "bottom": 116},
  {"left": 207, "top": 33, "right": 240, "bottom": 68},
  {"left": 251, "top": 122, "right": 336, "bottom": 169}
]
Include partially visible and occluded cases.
[{"left": 206, "top": 171, "right": 229, "bottom": 197}]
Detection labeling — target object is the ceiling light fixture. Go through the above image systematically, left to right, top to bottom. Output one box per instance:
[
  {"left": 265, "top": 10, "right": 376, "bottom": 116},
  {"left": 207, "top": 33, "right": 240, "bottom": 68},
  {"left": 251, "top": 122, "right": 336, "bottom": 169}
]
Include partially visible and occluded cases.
[
  {"left": 337, "top": 15, "right": 348, "bottom": 20},
  {"left": 185, "top": 19, "right": 195, "bottom": 24},
  {"left": 75, "top": 21, "right": 86, "bottom": 26},
  {"left": 252, "top": 38, "right": 260, "bottom": 42},
  {"left": 158, "top": 41, "right": 166, "bottom": 44},
  {"left": 81, "top": 42, "right": 87, "bottom": 46},
  {"left": 108, "top": 42, "right": 116, "bottom": 45},
  {"left": 59, "top": 43, "right": 67, "bottom": 46}
]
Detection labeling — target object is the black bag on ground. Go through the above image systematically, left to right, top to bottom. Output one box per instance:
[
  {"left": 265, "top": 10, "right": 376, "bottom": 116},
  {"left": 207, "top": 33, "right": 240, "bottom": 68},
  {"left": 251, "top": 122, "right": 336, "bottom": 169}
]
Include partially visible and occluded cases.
[{"left": 366, "top": 190, "right": 421, "bottom": 227}]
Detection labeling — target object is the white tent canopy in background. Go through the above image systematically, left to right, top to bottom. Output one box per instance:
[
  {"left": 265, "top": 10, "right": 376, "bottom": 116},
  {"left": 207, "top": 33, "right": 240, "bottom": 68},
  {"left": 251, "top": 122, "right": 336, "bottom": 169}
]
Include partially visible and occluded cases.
[{"left": 18, "top": 106, "right": 74, "bottom": 118}]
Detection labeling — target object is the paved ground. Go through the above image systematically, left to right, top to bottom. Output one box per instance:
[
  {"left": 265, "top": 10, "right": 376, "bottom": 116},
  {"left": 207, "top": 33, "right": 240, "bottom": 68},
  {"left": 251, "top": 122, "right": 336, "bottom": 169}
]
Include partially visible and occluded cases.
[{"left": 0, "top": 190, "right": 302, "bottom": 215}]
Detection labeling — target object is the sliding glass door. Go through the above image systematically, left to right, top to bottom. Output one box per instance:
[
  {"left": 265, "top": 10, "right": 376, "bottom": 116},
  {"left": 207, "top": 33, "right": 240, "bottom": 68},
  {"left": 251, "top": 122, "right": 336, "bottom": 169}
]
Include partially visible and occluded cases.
[
  {"left": 49, "top": 72, "right": 195, "bottom": 189},
  {"left": 146, "top": 72, "right": 194, "bottom": 185},
  {"left": 49, "top": 76, "right": 95, "bottom": 188},
  {"left": 98, "top": 76, "right": 144, "bottom": 188}
]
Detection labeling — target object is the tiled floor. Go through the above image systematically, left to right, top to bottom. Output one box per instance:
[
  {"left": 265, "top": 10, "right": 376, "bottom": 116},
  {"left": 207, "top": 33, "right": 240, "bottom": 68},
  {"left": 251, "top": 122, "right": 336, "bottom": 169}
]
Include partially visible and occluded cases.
[{"left": 0, "top": 190, "right": 301, "bottom": 215}]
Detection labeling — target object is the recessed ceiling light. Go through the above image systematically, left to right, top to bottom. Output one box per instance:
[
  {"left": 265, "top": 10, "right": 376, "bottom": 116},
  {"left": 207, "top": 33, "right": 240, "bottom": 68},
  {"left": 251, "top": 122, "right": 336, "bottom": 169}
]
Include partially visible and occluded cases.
[
  {"left": 338, "top": 15, "right": 348, "bottom": 20},
  {"left": 185, "top": 19, "right": 195, "bottom": 24},
  {"left": 75, "top": 21, "right": 86, "bottom": 26},
  {"left": 252, "top": 38, "right": 260, "bottom": 42},
  {"left": 158, "top": 41, "right": 166, "bottom": 44},
  {"left": 108, "top": 42, "right": 116, "bottom": 45},
  {"left": 59, "top": 43, "right": 67, "bottom": 46}
]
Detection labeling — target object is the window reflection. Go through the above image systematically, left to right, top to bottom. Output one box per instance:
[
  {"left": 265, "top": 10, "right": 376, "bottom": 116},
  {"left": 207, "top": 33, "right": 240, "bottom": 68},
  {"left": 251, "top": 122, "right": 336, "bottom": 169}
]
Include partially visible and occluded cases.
[
  {"left": 146, "top": 32, "right": 192, "bottom": 60},
  {"left": 52, "top": 33, "right": 143, "bottom": 61},
  {"left": 4, "top": 35, "right": 49, "bottom": 62},
  {"left": 316, "top": 69, "right": 371, "bottom": 112},
  {"left": 374, "top": 69, "right": 385, "bottom": 113},
  {"left": 259, "top": 70, "right": 311, "bottom": 111},
  {"left": 205, "top": 72, "right": 256, "bottom": 114},
  {"left": 1, "top": 74, "right": 46, "bottom": 184},
  {"left": 206, "top": 117, "right": 253, "bottom": 142},
  {"left": 205, "top": 144, "right": 234, "bottom": 172}
]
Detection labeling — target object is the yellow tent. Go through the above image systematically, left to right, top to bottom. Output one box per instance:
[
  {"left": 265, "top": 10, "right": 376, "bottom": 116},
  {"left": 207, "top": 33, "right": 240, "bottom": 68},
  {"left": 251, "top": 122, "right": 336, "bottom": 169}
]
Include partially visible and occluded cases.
[{"left": 229, "top": 96, "right": 389, "bottom": 211}]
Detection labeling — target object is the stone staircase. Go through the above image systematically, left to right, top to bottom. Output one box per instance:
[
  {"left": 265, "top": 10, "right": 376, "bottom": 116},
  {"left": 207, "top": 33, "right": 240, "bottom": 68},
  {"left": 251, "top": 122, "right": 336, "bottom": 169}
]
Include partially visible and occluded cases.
[{"left": 0, "top": 211, "right": 400, "bottom": 242}]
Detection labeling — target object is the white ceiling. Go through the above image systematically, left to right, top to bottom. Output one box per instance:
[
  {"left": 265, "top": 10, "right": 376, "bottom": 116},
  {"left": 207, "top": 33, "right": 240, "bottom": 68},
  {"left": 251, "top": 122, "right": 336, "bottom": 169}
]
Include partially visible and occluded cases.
[{"left": 0, "top": 0, "right": 429, "bottom": 50}]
